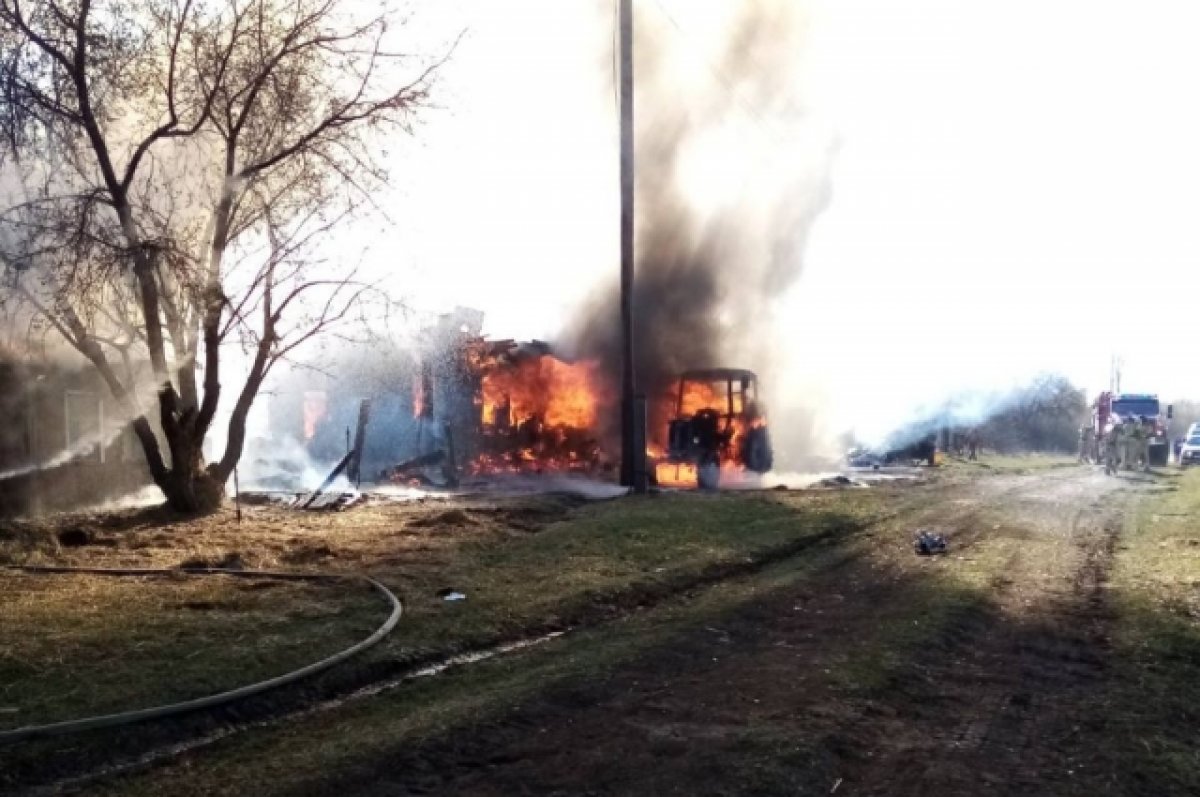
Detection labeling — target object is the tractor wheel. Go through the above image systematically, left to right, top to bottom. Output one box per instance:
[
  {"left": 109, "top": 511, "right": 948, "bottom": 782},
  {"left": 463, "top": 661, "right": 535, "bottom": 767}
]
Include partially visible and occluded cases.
[
  {"left": 742, "top": 426, "right": 774, "bottom": 474},
  {"left": 1149, "top": 443, "right": 1169, "bottom": 468},
  {"left": 697, "top": 454, "right": 721, "bottom": 491}
]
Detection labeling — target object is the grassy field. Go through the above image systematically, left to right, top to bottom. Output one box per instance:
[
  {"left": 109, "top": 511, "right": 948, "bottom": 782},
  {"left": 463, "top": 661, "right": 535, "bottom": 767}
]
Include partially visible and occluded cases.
[
  {"left": 943, "top": 451, "right": 1079, "bottom": 472},
  {"left": 6, "top": 460, "right": 1198, "bottom": 795},
  {"left": 69, "top": 464, "right": 1109, "bottom": 796},
  {"left": 1104, "top": 468, "right": 1200, "bottom": 792},
  {"left": 0, "top": 482, "right": 904, "bottom": 790},
  {"left": 75, "top": 484, "right": 991, "bottom": 797},
  {"left": 0, "top": 489, "right": 886, "bottom": 726},
  {"left": 0, "top": 573, "right": 381, "bottom": 728}
]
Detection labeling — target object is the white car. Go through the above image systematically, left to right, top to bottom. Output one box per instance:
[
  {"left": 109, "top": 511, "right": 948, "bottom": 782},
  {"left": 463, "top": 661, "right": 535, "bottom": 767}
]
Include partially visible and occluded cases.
[{"left": 1179, "top": 435, "right": 1200, "bottom": 467}]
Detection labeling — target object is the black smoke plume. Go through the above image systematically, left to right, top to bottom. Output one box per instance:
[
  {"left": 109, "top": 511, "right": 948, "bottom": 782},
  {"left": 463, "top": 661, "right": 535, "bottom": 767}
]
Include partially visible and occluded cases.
[{"left": 564, "top": 0, "right": 836, "bottom": 457}]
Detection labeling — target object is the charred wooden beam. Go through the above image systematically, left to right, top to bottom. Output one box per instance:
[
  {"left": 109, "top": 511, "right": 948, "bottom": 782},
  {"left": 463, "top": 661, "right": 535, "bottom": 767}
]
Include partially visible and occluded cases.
[
  {"left": 346, "top": 399, "right": 372, "bottom": 486},
  {"left": 442, "top": 421, "right": 460, "bottom": 488},
  {"left": 380, "top": 449, "right": 446, "bottom": 484},
  {"left": 299, "top": 450, "right": 354, "bottom": 509}
]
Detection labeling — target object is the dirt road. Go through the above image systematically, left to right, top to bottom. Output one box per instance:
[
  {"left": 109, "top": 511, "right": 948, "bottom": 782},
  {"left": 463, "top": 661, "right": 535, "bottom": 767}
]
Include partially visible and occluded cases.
[{"left": 282, "top": 467, "right": 1157, "bottom": 797}]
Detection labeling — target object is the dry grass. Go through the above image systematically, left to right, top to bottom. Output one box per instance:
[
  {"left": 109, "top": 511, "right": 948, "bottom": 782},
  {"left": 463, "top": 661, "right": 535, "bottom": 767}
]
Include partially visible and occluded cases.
[
  {"left": 943, "top": 452, "right": 1079, "bottom": 473},
  {"left": 12, "top": 463, "right": 1171, "bottom": 795},
  {"left": 53, "top": 464, "right": 1200, "bottom": 797},
  {"left": 1104, "top": 468, "right": 1200, "bottom": 792},
  {"left": 1117, "top": 469, "right": 1200, "bottom": 604},
  {"left": 73, "top": 470, "right": 1071, "bottom": 797},
  {"left": 0, "top": 488, "right": 889, "bottom": 758},
  {"left": 79, "top": 494, "right": 937, "bottom": 797},
  {"left": 0, "top": 572, "right": 381, "bottom": 730}
]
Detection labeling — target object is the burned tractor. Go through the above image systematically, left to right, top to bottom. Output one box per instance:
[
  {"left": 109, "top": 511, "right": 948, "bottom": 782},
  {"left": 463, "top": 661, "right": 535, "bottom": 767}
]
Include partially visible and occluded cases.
[{"left": 663, "top": 368, "right": 773, "bottom": 490}]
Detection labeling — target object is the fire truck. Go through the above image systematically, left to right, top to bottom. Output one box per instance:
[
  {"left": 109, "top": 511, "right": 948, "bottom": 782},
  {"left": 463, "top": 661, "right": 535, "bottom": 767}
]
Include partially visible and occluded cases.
[{"left": 1092, "top": 392, "right": 1173, "bottom": 467}]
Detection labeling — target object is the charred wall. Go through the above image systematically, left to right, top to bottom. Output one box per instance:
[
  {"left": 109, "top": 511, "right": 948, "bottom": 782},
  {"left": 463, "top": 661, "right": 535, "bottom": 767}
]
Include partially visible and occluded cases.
[{"left": 260, "top": 308, "right": 487, "bottom": 483}]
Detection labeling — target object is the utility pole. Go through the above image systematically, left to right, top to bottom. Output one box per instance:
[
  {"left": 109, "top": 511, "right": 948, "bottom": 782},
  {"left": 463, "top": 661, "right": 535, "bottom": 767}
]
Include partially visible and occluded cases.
[{"left": 618, "top": 0, "right": 646, "bottom": 492}]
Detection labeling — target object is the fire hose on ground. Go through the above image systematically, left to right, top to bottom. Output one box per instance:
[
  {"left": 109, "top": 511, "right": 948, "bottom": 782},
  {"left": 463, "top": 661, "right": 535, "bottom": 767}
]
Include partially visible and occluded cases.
[{"left": 0, "top": 564, "right": 402, "bottom": 744}]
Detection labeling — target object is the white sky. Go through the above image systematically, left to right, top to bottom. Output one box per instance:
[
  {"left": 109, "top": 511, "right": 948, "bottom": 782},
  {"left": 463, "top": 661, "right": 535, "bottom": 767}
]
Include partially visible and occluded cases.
[
  {"left": 350, "top": 0, "right": 1200, "bottom": 443},
  {"left": 786, "top": 0, "right": 1200, "bottom": 438}
]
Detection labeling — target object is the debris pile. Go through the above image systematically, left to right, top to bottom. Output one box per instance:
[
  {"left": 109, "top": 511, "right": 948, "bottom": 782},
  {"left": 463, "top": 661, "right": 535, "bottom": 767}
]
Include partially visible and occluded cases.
[
  {"left": 465, "top": 339, "right": 609, "bottom": 477},
  {"left": 816, "top": 475, "right": 868, "bottom": 489},
  {"left": 914, "top": 531, "right": 948, "bottom": 555}
]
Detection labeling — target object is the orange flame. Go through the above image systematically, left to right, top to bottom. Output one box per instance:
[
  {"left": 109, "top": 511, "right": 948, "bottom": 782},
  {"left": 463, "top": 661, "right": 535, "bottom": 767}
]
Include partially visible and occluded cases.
[
  {"left": 461, "top": 337, "right": 769, "bottom": 488},
  {"left": 480, "top": 356, "right": 607, "bottom": 430},
  {"left": 412, "top": 376, "right": 427, "bottom": 419},
  {"left": 647, "top": 377, "right": 767, "bottom": 484},
  {"left": 673, "top": 381, "right": 759, "bottom": 453},
  {"left": 676, "top": 381, "right": 745, "bottom": 418},
  {"left": 302, "top": 391, "right": 327, "bottom": 441},
  {"left": 650, "top": 455, "right": 749, "bottom": 488}
]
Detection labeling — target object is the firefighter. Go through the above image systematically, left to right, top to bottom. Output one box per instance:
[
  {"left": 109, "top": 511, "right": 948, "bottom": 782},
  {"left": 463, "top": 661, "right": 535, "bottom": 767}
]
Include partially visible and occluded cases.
[
  {"left": 1140, "top": 416, "right": 1154, "bottom": 472},
  {"left": 1125, "top": 417, "right": 1144, "bottom": 471},
  {"left": 1104, "top": 421, "right": 1121, "bottom": 475},
  {"left": 1115, "top": 421, "right": 1129, "bottom": 470},
  {"left": 1123, "top": 421, "right": 1132, "bottom": 469},
  {"left": 1078, "top": 425, "right": 1095, "bottom": 464}
]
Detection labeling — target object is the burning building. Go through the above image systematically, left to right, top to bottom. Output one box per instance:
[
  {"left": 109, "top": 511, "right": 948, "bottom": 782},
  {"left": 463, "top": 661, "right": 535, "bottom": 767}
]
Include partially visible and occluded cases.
[
  {"left": 261, "top": 301, "right": 777, "bottom": 491},
  {"left": 411, "top": 308, "right": 778, "bottom": 487},
  {"left": 260, "top": 310, "right": 468, "bottom": 489},
  {"left": 467, "top": 338, "right": 611, "bottom": 476}
]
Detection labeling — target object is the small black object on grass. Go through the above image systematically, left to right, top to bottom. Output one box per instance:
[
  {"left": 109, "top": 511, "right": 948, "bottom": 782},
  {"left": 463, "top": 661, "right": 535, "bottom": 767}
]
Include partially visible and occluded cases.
[{"left": 914, "top": 530, "right": 948, "bottom": 556}]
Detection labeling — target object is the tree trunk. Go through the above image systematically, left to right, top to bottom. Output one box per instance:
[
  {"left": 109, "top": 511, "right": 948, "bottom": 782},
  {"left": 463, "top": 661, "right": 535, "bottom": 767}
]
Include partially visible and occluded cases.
[{"left": 152, "top": 426, "right": 226, "bottom": 514}]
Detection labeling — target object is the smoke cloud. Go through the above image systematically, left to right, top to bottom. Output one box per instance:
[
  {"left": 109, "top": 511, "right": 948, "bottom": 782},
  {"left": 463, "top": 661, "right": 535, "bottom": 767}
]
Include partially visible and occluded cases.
[{"left": 563, "top": 0, "right": 836, "bottom": 465}]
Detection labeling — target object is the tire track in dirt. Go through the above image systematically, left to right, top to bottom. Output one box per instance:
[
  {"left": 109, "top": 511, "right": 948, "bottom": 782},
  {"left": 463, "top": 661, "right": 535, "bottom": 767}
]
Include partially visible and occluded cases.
[
  {"left": 328, "top": 468, "right": 1139, "bottom": 797},
  {"left": 848, "top": 469, "right": 1136, "bottom": 797}
]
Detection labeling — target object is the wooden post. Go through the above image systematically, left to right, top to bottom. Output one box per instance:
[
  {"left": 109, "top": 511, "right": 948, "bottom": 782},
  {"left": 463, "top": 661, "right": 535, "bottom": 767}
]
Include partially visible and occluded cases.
[
  {"left": 618, "top": 0, "right": 645, "bottom": 493},
  {"left": 347, "top": 399, "right": 372, "bottom": 487},
  {"left": 442, "top": 421, "right": 460, "bottom": 489},
  {"left": 300, "top": 450, "right": 354, "bottom": 509}
]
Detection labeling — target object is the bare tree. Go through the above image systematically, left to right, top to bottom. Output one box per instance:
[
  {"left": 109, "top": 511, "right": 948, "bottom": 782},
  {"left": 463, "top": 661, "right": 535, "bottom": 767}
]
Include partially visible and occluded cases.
[
  {"left": 0, "top": 0, "right": 447, "bottom": 511},
  {"left": 981, "top": 374, "right": 1086, "bottom": 453}
]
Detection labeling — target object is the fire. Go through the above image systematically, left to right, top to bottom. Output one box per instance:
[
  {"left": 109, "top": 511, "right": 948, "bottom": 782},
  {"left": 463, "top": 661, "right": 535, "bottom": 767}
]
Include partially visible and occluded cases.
[
  {"left": 405, "top": 332, "right": 770, "bottom": 488},
  {"left": 465, "top": 344, "right": 612, "bottom": 476},
  {"left": 480, "top": 356, "right": 605, "bottom": 430},
  {"left": 648, "top": 373, "right": 769, "bottom": 486},
  {"left": 412, "top": 374, "right": 428, "bottom": 419},
  {"left": 669, "top": 379, "right": 762, "bottom": 454},
  {"left": 676, "top": 381, "right": 745, "bottom": 418},
  {"left": 302, "top": 391, "right": 327, "bottom": 441}
]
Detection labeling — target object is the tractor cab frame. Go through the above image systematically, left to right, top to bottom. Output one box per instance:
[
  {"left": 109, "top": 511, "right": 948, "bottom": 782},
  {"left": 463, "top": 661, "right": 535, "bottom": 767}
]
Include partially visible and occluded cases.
[{"left": 663, "top": 368, "right": 773, "bottom": 490}]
